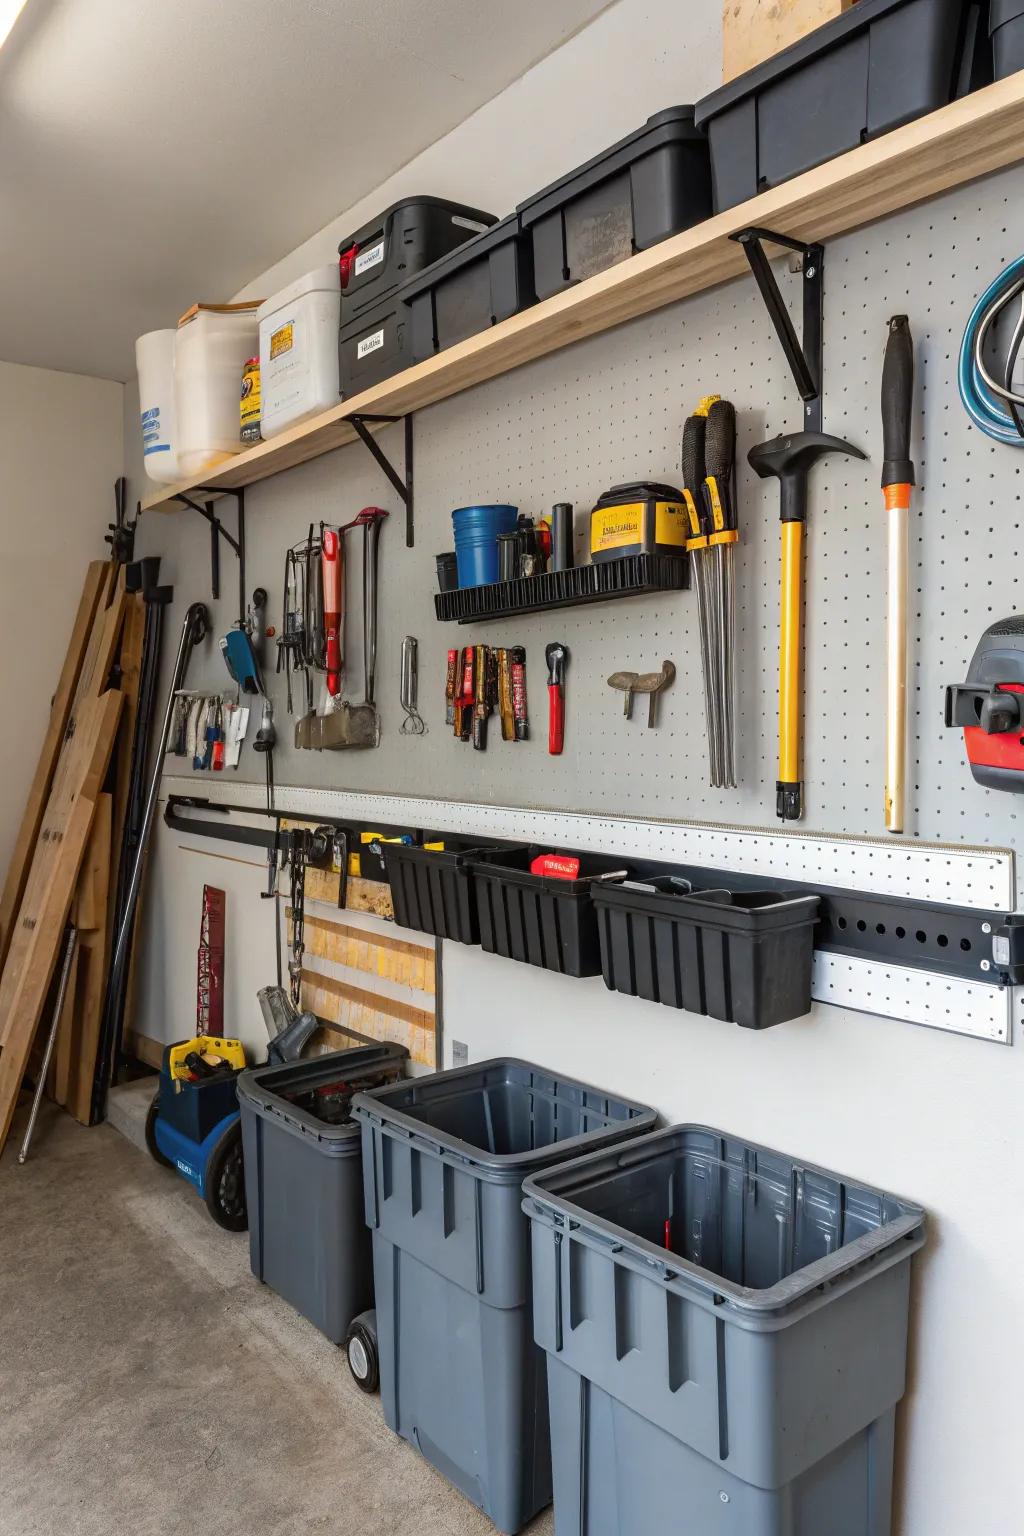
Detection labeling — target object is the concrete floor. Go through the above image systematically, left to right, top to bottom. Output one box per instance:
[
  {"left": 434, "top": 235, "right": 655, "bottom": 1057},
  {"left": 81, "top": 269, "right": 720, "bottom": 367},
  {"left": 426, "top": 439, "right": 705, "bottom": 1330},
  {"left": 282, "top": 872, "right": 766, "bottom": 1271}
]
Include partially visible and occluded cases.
[{"left": 0, "top": 1101, "right": 554, "bottom": 1536}]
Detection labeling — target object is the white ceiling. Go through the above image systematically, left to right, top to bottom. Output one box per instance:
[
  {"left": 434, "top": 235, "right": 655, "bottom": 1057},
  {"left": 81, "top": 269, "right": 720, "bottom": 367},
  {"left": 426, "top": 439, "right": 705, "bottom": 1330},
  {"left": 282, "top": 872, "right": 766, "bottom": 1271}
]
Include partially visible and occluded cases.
[{"left": 0, "top": 0, "right": 612, "bottom": 381}]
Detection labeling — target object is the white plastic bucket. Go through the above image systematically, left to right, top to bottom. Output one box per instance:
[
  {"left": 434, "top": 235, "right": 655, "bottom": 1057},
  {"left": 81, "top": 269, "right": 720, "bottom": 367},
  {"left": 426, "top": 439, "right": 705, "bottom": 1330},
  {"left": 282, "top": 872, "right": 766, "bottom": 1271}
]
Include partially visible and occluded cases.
[
  {"left": 258, "top": 266, "right": 341, "bottom": 439},
  {"left": 174, "top": 308, "right": 259, "bottom": 477},
  {"left": 135, "top": 329, "right": 181, "bottom": 485}
]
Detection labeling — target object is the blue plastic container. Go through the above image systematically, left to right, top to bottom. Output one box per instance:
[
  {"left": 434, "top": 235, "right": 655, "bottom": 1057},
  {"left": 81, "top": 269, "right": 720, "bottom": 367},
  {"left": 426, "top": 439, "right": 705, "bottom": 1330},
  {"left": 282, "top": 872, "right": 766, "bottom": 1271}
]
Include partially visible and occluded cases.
[{"left": 453, "top": 504, "right": 518, "bottom": 587}]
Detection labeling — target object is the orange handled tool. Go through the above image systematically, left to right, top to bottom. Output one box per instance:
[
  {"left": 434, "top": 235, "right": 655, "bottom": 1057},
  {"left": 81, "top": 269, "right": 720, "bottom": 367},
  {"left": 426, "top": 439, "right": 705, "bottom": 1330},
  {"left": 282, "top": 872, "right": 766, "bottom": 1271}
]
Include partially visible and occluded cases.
[{"left": 881, "top": 316, "right": 915, "bottom": 834}]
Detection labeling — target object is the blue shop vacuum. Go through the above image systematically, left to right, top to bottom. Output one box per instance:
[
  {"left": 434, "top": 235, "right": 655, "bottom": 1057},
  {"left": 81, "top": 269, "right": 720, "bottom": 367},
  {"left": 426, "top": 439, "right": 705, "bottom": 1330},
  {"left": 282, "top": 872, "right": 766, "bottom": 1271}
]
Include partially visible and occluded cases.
[{"left": 144, "top": 987, "right": 318, "bottom": 1231}]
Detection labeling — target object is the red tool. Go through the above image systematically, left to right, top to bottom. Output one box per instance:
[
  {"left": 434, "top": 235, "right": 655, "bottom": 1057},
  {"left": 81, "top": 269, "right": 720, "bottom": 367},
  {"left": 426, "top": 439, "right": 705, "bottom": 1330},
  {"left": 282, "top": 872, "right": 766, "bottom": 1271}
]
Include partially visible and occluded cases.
[
  {"left": 322, "top": 528, "right": 342, "bottom": 696},
  {"left": 546, "top": 642, "right": 568, "bottom": 755},
  {"left": 445, "top": 649, "right": 458, "bottom": 726},
  {"left": 530, "top": 853, "right": 580, "bottom": 879}
]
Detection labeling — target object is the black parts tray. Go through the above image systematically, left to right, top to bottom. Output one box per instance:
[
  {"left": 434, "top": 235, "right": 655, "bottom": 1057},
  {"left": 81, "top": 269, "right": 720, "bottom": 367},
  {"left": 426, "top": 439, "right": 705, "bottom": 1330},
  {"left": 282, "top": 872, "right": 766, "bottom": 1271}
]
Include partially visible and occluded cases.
[
  {"left": 694, "top": 0, "right": 985, "bottom": 212},
  {"left": 518, "top": 107, "right": 711, "bottom": 300},
  {"left": 433, "top": 552, "right": 688, "bottom": 625},
  {"left": 383, "top": 841, "right": 514, "bottom": 945},
  {"left": 468, "top": 846, "right": 634, "bottom": 978},
  {"left": 593, "top": 878, "right": 820, "bottom": 1029}
]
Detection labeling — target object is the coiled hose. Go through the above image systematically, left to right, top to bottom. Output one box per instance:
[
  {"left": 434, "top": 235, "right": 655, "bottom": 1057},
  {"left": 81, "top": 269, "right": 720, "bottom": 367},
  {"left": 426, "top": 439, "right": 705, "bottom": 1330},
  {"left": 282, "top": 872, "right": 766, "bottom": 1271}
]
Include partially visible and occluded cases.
[{"left": 959, "top": 254, "right": 1024, "bottom": 445}]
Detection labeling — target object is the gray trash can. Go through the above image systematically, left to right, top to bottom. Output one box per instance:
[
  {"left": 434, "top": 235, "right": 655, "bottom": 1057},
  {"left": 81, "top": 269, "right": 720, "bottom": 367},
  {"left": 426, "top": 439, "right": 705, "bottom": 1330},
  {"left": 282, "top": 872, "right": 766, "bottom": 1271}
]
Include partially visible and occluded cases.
[
  {"left": 237, "top": 1042, "right": 408, "bottom": 1344},
  {"left": 352, "top": 1060, "right": 658, "bottom": 1535},
  {"left": 522, "top": 1126, "right": 926, "bottom": 1535}
]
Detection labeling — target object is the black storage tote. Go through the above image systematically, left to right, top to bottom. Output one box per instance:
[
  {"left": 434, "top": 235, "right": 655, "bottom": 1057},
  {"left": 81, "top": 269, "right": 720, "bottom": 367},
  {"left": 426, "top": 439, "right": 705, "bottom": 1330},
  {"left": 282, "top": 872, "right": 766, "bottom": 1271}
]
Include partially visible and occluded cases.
[
  {"left": 694, "top": 0, "right": 987, "bottom": 211},
  {"left": 517, "top": 107, "right": 711, "bottom": 300},
  {"left": 338, "top": 195, "right": 496, "bottom": 317},
  {"left": 402, "top": 213, "right": 535, "bottom": 363},
  {"left": 338, "top": 284, "right": 411, "bottom": 397}
]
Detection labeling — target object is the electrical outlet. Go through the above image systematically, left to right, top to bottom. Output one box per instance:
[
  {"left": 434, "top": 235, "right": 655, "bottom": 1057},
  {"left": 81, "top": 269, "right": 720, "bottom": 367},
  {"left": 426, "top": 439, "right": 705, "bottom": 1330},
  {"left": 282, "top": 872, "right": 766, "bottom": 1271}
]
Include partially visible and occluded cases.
[{"left": 451, "top": 1040, "right": 469, "bottom": 1067}]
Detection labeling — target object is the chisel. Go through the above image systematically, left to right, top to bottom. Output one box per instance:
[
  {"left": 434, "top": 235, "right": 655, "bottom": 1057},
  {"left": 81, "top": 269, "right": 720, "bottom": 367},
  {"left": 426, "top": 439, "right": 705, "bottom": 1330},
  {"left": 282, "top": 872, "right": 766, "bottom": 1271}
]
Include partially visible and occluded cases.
[{"left": 881, "top": 316, "right": 915, "bottom": 834}]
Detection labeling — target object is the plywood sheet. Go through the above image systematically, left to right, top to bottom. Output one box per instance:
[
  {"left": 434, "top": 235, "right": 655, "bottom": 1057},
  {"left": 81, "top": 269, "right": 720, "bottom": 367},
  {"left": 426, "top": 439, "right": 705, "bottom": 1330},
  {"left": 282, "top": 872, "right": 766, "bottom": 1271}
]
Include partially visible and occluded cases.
[{"left": 723, "top": 0, "right": 854, "bottom": 81}]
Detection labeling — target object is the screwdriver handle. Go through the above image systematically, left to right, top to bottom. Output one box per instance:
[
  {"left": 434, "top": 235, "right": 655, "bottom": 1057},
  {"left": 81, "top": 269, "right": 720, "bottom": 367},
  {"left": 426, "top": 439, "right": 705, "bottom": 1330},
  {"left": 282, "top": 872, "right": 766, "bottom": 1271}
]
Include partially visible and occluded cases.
[
  {"left": 881, "top": 316, "right": 915, "bottom": 490},
  {"left": 548, "top": 682, "right": 564, "bottom": 756}
]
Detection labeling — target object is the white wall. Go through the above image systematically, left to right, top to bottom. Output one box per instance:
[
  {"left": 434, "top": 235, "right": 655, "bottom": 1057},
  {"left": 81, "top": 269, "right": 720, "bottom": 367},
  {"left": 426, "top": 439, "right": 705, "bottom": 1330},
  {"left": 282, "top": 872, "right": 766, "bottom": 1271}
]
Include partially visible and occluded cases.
[
  {"left": 124, "top": 2, "right": 1023, "bottom": 1533},
  {"left": 0, "top": 361, "right": 123, "bottom": 877}
]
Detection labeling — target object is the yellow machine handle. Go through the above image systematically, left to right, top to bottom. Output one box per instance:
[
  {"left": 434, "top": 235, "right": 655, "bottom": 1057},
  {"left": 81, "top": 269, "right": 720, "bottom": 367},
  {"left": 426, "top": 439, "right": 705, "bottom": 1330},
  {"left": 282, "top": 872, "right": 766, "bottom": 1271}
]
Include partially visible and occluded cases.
[{"left": 778, "top": 521, "right": 804, "bottom": 819}]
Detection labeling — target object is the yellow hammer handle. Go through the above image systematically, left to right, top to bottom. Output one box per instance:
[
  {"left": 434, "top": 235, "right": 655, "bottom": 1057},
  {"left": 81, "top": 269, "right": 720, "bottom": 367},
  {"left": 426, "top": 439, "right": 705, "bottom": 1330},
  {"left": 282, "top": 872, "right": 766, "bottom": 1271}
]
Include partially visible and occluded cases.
[{"left": 779, "top": 521, "right": 803, "bottom": 788}]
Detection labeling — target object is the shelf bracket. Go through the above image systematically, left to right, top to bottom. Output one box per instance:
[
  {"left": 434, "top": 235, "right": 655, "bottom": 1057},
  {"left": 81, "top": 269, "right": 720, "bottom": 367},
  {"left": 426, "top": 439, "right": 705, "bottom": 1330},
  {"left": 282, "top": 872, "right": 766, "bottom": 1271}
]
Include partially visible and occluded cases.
[
  {"left": 731, "top": 227, "right": 824, "bottom": 433},
  {"left": 349, "top": 413, "right": 414, "bottom": 548},
  {"left": 175, "top": 487, "right": 246, "bottom": 622}
]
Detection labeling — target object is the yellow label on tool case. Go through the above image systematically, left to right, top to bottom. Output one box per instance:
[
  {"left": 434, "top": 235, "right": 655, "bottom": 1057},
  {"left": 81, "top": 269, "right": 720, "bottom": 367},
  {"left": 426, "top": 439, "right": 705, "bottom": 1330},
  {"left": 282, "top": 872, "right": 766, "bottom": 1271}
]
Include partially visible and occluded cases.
[
  {"left": 270, "top": 321, "right": 294, "bottom": 360},
  {"left": 591, "top": 500, "right": 687, "bottom": 554},
  {"left": 654, "top": 500, "right": 687, "bottom": 547},
  {"left": 591, "top": 502, "right": 646, "bottom": 553}
]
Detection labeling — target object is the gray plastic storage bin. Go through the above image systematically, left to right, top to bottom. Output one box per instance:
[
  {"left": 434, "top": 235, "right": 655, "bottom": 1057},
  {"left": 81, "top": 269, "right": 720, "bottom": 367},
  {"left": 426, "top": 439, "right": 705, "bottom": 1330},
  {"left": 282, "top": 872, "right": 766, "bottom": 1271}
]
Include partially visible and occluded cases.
[
  {"left": 237, "top": 1042, "right": 408, "bottom": 1343},
  {"left": 351, "top": 1060, "right": 658, "bottom": 1535},
  {"left": 523, "top": 1126, "right": 926, "bottom": 1535}
]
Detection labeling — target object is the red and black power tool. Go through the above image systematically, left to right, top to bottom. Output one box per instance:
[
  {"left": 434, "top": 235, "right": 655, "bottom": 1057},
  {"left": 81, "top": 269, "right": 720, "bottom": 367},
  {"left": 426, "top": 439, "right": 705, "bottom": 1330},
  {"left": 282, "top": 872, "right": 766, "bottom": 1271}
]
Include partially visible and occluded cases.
[{"left": 945, "top": 616, "right": 1024, "bottom": 791}]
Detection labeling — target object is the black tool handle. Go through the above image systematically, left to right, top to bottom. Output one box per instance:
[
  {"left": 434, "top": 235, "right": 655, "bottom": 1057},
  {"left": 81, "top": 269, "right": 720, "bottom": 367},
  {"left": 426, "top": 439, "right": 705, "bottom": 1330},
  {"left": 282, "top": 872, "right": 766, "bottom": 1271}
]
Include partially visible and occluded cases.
[
  {"left": 881, "top": 315, "right": 915, "bottom": 489},
  {"left": 779, "top": 473, "right": 809, "bottom": 524}
]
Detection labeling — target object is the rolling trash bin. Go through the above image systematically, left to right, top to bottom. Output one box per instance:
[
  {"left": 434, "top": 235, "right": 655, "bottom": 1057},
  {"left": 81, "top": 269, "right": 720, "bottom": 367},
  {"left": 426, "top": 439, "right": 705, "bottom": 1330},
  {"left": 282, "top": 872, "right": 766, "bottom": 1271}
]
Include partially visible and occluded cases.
[
  {"left": 237, "top": 1041, "right": 408, "bottom": 1346},
  {"left": 351, "top": 1060, "right": 658, "bottom": 1534},
  {"left": 522, "top": 1126, "right": 926, "bottom": 1535}
]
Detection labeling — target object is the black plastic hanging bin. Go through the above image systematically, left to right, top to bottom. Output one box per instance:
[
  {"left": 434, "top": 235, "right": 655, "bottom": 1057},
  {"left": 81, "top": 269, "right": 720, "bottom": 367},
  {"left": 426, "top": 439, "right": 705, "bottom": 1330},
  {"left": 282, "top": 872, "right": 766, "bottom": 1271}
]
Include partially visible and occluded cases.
[
  {"left": 383, "top": 842, "right": 513, "bottom": 945},
  {"left": 468, "top": 846, "right": 632, "bottom": 978},
  {"left": 593, "top": 879, "right": 820, "bottom": 1029}
]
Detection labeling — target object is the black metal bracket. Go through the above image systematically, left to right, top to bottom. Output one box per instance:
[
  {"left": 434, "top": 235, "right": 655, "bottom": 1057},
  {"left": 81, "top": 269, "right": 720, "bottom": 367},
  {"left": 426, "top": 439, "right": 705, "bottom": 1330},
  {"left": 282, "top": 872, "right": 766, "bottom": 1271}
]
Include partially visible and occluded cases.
[
  {"left": 731, "top": 227, "right": 824, "bottom": 433},
  {"left": 349, "top": 413, "right": 414, "bottom": 548},
  {"left": 174, "top": 486, "right": 246, "bottom": 622}
]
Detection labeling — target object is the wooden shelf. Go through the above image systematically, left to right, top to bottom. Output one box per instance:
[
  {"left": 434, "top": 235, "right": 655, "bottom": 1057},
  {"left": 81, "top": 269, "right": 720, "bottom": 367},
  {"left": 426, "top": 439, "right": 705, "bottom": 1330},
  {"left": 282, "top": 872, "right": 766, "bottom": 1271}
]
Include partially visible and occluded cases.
[{"left": 142, "top": 74, "right": 1024, "bottom": 516}]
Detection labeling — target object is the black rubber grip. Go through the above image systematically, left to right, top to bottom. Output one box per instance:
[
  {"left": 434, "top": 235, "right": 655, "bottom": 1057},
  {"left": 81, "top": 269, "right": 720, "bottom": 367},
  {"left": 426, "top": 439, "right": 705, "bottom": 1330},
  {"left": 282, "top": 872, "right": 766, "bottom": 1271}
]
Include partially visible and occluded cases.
[{"left": 881, "top": 315, "right": 915, "bottom": 489}]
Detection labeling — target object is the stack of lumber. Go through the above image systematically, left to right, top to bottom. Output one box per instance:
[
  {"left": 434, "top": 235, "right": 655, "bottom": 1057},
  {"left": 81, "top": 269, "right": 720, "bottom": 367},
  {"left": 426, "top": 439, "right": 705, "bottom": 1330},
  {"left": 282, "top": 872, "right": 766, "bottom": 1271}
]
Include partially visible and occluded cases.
[{"left": 0, "top": 561, "right": 147, "bottom": 1154}]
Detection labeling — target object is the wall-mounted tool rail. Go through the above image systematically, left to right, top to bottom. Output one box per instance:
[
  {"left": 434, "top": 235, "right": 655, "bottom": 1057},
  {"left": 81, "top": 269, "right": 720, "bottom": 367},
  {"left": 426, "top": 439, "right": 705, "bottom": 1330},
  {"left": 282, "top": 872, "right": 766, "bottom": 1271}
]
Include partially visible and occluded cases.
[{"left": 163, "top": 789, "right": 1021, "bottom": 1044}]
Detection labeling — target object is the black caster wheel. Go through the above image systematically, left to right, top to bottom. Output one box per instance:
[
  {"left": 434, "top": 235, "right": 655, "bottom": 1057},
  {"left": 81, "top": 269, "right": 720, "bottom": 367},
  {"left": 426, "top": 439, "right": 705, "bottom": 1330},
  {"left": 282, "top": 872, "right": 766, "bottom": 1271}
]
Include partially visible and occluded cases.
[
  {"left": 144, "top": 1093, "right": 173, "bottom": 1169},
  {"left": 204, "top": 1120, "right": 247, "bottom": 1232},
  {"left": 345, "top": 1310, "right": 379, "bottom": 1393}
]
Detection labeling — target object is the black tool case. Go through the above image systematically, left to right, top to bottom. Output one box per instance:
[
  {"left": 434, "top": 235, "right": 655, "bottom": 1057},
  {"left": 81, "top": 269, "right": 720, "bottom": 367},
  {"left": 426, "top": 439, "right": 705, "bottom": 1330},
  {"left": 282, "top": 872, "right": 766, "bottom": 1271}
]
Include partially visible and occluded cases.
[
  {"left": 694, "top": 0, "right": 988, "bottom": 212},
  {"left": 516, "top": 108, "right": 712, "bottom": 300},
  {"left": 338, "top": 196, "right": 497, "bottom": 318},
  {"left": 401, "top": 214, "right": 536, "bottom": 363},
  {"left": 338, "top": 283, "right": 411, "bottom": 397},
  {"left": 383, "top": 841, "right": 515, "bottom": 945},
  {"left": 467, "top": 846, "right": 634, "bottom": 977},
  {"left": 592, "top": 878, "right": 821, "bottom": 1029}
]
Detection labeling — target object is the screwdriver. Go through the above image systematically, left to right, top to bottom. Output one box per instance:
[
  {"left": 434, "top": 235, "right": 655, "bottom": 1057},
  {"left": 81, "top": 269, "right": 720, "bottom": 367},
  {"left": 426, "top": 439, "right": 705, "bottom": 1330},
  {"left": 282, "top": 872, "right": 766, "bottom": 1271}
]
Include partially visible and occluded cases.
[
  {"left": 704, "top": 399, "right": 738, "bottom": 788},
  {"left": 683, "top": 412, "right": 720, "bottom": 785}
]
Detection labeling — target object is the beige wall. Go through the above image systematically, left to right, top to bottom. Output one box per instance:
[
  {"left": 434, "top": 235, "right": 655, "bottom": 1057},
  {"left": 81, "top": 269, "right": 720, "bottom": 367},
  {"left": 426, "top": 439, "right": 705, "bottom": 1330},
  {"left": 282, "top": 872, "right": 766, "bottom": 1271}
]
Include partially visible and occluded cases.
[{"left": 0, "top": 360, "right": 123, "bottom": 877}]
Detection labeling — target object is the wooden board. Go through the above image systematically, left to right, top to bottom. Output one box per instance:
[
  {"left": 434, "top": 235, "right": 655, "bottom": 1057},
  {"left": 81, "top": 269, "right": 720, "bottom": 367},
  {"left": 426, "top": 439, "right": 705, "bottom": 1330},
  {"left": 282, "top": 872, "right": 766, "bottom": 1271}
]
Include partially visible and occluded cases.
[
  {"left": 722, "top": 0, "right": 854, "bottom": 82},
  {"left": 143, "top": 74, "right": 1024, "bottom": 515},
  {"left": 0, "top": 561, "right": 107, "bottom": 968},
  {"left": 106, "top": 593, "right": 145, "bottom": 946},
  {"left": 0, "top": 689, "right": 123, "bottom": 1153},
  {"left": 49, "top": 794, "right": 113, "bottom": 1123},
  {"left": 287, "top": 909, "right": 435, "bottom": 992},
  {"left": 300, "top": 969, "right": 437, "bottom": 1068}
]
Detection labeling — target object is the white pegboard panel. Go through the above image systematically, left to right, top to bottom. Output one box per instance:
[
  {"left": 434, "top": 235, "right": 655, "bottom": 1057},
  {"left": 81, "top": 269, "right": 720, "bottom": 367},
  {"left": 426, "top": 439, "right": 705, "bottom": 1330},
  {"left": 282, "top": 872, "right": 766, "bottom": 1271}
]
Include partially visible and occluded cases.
[
  {"left": 161, "top": 160, "right": 1024, "bottom": 910},
  {"left": 161, "top": 778, "right": 1015, "bottom": 908},
  {"left": 811, "top": 954, "right": 1011, "bottom": 1044}
]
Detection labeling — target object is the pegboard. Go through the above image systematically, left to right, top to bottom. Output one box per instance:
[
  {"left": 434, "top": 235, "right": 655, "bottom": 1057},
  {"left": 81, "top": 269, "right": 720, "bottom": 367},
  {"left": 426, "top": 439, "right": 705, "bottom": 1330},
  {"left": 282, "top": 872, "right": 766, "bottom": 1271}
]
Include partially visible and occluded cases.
[{"left": 151, "top": 161, "right": 1024, "bottom": 905}]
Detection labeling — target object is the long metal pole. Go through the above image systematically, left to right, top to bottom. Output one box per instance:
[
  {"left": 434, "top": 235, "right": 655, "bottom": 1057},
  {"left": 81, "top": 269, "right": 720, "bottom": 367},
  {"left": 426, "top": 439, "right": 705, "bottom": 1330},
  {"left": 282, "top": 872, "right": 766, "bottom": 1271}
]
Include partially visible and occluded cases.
[
  {"left": 107, "top": 603, "right": 208, "bottom": 988},
  {"left": 18, "top": 925, "right": 78, "bottom": 1164}
]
